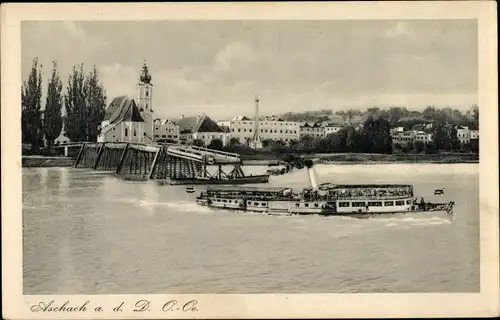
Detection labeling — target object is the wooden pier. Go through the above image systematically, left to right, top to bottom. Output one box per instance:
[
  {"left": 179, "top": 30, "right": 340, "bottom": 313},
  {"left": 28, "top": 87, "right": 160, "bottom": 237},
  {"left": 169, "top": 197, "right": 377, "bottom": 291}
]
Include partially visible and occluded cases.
[{"left": 69, "top": 142, "right": 257, "bottom": 183}]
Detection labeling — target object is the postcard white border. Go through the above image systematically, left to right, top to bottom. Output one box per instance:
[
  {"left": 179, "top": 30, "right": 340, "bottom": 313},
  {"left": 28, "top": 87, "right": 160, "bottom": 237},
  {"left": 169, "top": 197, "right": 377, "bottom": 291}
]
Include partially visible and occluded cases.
[{"left": 2, "top": 1, "right": 499, "bottom": 319}]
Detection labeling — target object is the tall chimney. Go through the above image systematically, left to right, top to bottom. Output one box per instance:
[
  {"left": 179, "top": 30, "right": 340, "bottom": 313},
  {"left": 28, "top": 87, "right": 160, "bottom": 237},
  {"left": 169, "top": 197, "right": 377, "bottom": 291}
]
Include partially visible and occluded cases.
[
  {"left": 254, "top": 96, "right": 259, "bottom": 135},
  {"left": 304, "top": 159, "right": 319, "bottom": 191}
]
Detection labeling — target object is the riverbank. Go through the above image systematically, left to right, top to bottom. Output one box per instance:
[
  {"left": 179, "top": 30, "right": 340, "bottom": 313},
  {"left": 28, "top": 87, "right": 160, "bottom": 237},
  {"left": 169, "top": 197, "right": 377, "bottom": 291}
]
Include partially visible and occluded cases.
[
  {"left": 22, "top": 152, "right": 479, "bottom": 168},
  {"left": 243, "top": 152, "right": 479, "bottom": 164},
  {"left": 22, "top": 156, "right": 75, "bottom": 168}
]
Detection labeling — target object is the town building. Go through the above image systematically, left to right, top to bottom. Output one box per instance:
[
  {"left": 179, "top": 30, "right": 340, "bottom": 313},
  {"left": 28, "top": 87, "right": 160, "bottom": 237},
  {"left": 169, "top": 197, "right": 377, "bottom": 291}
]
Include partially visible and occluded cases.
[
  {"left": 98, "top": 61, "right": 155, "bottom": 144},
  {"left": 136, "top": 61, "right": 154, "bottom": 144},
  {"left": 97, "top": 95, "right": 146, "bottom": 143},
  {"left": 177, "top": 114, "right": 230, "bottom": 146},
  {"left": 227, "top": 115, "right": 300, "bottom": 144},
  {"left": 153, "top": 118, "right": 179, "bottom": 142},
  {"left": 299, "top": 122, "right": 324, "bottom": 139},
  {"left": 322, "top": 122, "right": 344, "bottom": 137},
  {"left": 456, "top": 126, "right": 471, "bottom": 144},
  {"left": 391, "top": 129, "right": 432, "bottom": 145},
  {"left": 470, "top": 129, "right": 479, "bottom": 140}
]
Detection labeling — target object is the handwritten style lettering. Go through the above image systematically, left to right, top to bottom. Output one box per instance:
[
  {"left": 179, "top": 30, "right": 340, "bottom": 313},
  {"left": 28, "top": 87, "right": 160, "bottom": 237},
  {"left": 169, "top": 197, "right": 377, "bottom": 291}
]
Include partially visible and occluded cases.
[
  {"left": 31, "top": 300, "right": 90, "bottom": 312},
  {"left": 133, "top": 300, "right": 151, "bottom": 312},
  {"left": 162, "top": 300, "right": 198, "bottom": 312},
  {"left": 182, "top": 300, "right": 199, "bottom": 312}
]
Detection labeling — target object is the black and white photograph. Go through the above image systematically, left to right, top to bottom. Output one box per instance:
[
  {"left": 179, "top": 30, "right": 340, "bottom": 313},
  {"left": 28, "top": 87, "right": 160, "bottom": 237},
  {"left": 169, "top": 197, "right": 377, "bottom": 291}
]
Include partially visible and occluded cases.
[{"left": 2, "top": 2, "right": 498, "bottom": 319}]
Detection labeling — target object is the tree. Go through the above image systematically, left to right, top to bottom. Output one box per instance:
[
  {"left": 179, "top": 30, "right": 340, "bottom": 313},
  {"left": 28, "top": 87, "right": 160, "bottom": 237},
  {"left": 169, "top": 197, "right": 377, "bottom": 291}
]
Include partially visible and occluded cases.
[
  {"left": 22, "top": 58, "right": 44, "bottom": 150},
  {"left": 43, "top": 61, "right": 63, "bottom": 147},
  {"left": 65, "top": 63, "right": 107, "bottom": 142},
  {"left": 65, "top": 64, "right": 86, "bottom": 141},
  {"left": 84, "top": 65, "right": 107, "bottom": 141},
  {"left": 471, "top": 104, "right": 479, "bottom": 125},
  {"left": 388, "top": 106, "right": 409, "bottom": 126},
  {"left": 422, "top": 106, "right": 437, "bottom": 121},
  {"left": 358, "top": 116, "right": 392, "bottom": 154},
  {"left": 431, "top": 121, "right": 449, "bottom": 151},
  {"left": 228, "top": 137, "right": 241, "bottom": 147},
  {"left": 208, "top": 138, "right": 223, "bottom": 150},
  {"left": 192, "top": 139, "right": 205, "bottom": 147},
  {"left": 414, "top": 140, "right": 425, "bottom": 153}
]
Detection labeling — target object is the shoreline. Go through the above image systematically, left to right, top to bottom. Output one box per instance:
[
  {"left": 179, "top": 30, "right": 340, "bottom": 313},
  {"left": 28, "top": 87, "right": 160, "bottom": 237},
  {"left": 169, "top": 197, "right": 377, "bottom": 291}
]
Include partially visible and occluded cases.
[{"left": 23, "top": 153, "right": 479, "bottom": 168}]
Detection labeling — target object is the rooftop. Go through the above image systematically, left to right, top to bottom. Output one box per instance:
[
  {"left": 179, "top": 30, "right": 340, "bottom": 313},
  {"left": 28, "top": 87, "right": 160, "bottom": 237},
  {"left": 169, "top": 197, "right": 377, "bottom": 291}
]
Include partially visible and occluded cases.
[
  {"left": 103, "top": 96, "right": 144, "bottom": 124},
  {"left": 177, "top": 114, "right": 224, "bottom": 134}
]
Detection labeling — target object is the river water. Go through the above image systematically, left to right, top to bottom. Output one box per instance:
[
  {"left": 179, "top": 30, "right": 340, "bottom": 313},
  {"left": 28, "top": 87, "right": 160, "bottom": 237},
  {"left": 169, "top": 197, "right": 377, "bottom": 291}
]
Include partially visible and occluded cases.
[{"left": 23, "top": 163, "right": 479, "bottom": 294}]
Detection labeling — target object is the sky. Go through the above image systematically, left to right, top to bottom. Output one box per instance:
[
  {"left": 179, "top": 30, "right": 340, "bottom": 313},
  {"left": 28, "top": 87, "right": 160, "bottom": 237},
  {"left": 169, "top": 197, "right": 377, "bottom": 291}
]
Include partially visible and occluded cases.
[{"left": 21, "top": 20, "right": 478, "bottom": 120}]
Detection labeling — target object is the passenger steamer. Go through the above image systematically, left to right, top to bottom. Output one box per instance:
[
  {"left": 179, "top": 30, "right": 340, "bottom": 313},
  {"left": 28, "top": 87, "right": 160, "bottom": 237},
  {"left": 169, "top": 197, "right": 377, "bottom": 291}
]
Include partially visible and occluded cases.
[{"left": 195, "top": 160, "right": 455, "bottom": 219}]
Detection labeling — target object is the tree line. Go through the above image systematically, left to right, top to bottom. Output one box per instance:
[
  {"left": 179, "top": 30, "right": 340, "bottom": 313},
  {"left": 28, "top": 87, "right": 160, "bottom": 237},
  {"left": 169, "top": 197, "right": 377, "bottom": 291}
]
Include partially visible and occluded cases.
[
  {"left": 21, "top": 57, "right": 107, "bottom": 151},
  {"left": 280, "top": 105, "right": 479, "bottom": 130},
  {"left": 191, "top": 112, "right": 478, "bottom": 156}
]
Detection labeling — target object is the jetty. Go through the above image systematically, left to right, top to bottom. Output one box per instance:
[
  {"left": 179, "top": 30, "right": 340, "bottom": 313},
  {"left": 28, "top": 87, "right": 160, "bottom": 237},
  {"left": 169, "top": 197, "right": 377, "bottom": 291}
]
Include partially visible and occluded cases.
[{"left": 57, "top": 142, "right": 269, "bottom": 184}]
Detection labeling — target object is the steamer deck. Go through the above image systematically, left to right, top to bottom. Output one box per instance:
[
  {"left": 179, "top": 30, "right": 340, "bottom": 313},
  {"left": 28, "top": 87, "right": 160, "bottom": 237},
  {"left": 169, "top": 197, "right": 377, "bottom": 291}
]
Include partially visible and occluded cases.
[{"left": 194, "top": 160, "right": 455, "bottom": 219}]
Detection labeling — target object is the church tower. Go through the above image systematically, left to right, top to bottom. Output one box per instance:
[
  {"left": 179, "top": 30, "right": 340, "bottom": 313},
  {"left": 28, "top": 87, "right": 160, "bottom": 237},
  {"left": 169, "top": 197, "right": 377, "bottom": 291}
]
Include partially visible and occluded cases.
[{"left": 137, "top": 61, "right": 154, "bottom": 143}]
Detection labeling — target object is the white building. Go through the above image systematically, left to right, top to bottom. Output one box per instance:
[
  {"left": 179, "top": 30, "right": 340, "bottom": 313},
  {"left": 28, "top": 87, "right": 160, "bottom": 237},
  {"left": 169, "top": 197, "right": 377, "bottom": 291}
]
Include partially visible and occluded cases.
[
  {"left": 97, "top": 61, "right": 154, "bottom": 144},
  {"left": 136, "top": 61, "right": 154, "bottom": 144},
  {"left": 97, "top": 96, "right": 146, "bottom": 143},
  {"left": 178, "top": 114, "right": 230, "bottom": 147},
  {"left": 227, "top": 115, "right": 300, "bottom": 144},
  {"left": 153, "top": 118, "right": 179, "bottom": 142},
  {"left": 299, "top": 122, "right": 324, "bottom": 139},
  {"left": 322, "top": 123, "right": 344, "bottom": 137},
  {"left": 456, "top": 126, "right": 471, "bottom": 144},
  {"left": 391, "top": 129, "right": 432, "bottom": 145},
  {"left": 470, "top": 129, "right": 479, "bottom": 140}
]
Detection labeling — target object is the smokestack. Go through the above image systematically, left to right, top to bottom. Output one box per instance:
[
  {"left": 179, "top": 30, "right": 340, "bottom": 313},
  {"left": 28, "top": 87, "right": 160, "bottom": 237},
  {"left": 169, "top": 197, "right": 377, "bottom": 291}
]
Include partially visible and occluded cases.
[
  {"left": 254, "top": 96, "right": 259, "bottom": 133},
  {"left": 304, "top": 159, "right": 319, "bottom": 191}
]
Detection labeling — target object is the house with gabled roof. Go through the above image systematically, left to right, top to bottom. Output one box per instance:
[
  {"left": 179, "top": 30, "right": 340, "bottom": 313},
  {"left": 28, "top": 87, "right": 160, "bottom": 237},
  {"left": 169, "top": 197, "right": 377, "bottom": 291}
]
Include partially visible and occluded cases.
[
  {"left": 97, "top": 95, "right": 146, "bottom": 143},
  {"left": 176, "top": 114, "right": 229, "bottom": 146},
  {"left": 153, "top": 118, "right": 179, "bottom": 142},
  {"left": 299, "top": 121, "right": 324, "bottom": 139}
]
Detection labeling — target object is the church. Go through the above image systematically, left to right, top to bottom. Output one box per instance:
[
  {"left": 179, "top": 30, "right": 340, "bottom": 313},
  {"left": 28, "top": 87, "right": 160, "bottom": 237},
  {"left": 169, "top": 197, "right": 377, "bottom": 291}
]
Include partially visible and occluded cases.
[{"left": 97, "top": 61, "right": 154, "bottom": 144}]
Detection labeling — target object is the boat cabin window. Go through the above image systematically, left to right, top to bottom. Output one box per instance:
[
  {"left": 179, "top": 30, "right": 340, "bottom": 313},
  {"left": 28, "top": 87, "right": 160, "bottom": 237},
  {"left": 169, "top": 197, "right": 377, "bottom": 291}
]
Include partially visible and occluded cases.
[
  {"left": 222, "top": 200, "right": 227, "bottom": 203},
  {"left": 395, "top": 200, "right": 405, "bottom": 206},
  {"left": 406, "top": 200, "right": 411, "bottom": 205},
  {"left": 352, "top": 201, "right": 366, "bottom": 207},
  {"left": 368, "top": 201, "right": 382, "bottom": 207},
  {"left": 384, "top": 201, "right": 394, "bottom": 206},
  {"left": 261, "top": 202, "right": 266, "bottom": 206},
  {"left": 338, "top": 202, "right": 351, "bottom": 207},
  {"left": 295, "top": 203, "right": 299, "bottom": 207},
  {"left": 305, "top": 203, "right": 309, "bottom": 207},
  {"left": 314, "top": 203, "right": 319, "bottom": 208}
]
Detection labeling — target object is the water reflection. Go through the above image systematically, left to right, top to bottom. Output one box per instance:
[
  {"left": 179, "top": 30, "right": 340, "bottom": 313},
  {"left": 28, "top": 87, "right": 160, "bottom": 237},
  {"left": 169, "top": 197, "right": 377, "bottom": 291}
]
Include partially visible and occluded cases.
[{"left": 138, "top": 182, "right": 160, "bottom": 215}]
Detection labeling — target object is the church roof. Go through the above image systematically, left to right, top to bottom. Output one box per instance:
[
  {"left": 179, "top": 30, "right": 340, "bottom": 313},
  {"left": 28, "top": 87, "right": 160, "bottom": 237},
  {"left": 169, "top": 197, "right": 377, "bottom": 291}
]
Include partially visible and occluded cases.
[
  {"left": 103, "top": 96, "right": 145, "bottom": 124},
  {"left": 178, "top": 115, "right": 224, "bottom": 134}
]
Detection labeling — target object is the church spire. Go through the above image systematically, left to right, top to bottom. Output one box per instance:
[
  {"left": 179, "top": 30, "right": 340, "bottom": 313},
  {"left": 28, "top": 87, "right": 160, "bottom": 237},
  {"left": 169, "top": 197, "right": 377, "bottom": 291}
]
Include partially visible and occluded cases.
[{"left": 140, "top": 60, "right": 152, "bottom": 84}]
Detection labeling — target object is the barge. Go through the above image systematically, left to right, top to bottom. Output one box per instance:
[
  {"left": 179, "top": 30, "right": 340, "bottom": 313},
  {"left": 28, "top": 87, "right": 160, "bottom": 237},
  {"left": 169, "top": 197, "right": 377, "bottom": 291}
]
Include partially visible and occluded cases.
[
  {"left": 195, "top": 160, "right": 455, "bottom": 219},
  {"left": 157, "top": 174, "right": 269, "bottom": 185}
]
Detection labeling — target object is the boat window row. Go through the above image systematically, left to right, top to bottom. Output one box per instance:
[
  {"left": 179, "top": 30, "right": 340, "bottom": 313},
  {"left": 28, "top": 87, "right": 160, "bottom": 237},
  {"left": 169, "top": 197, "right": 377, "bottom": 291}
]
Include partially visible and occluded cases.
[
  {"left": 327, "top": 186, "right": 413, "bottom": 198},
  {"left": 212, "top": 198, "right": 240, "bottom": 204},
  {"left": 338, "top": 199, "right": 412, "bottom": 207},
  {"left": 248, "top": 201, "right": 267, "bottom": 207},
  {"left": 295, "top": 203, "right": 320, "bottom": 208}
]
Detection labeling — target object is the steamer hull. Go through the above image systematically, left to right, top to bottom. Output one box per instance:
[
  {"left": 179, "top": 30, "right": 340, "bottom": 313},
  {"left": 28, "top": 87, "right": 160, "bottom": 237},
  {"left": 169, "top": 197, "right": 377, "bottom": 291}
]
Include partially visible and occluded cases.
[{"left": 193, "top": 161, "right": 455, "bottom": 220}]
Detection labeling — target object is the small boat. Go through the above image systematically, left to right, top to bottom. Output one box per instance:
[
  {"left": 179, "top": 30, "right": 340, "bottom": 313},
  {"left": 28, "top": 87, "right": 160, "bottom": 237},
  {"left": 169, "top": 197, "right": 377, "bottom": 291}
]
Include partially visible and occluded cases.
[
  {"left": 185, "top": 186, "right": 196, "bottom": 193},
  {"left": 434, "top": 188, "right": 445, "bottom": 195}
]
